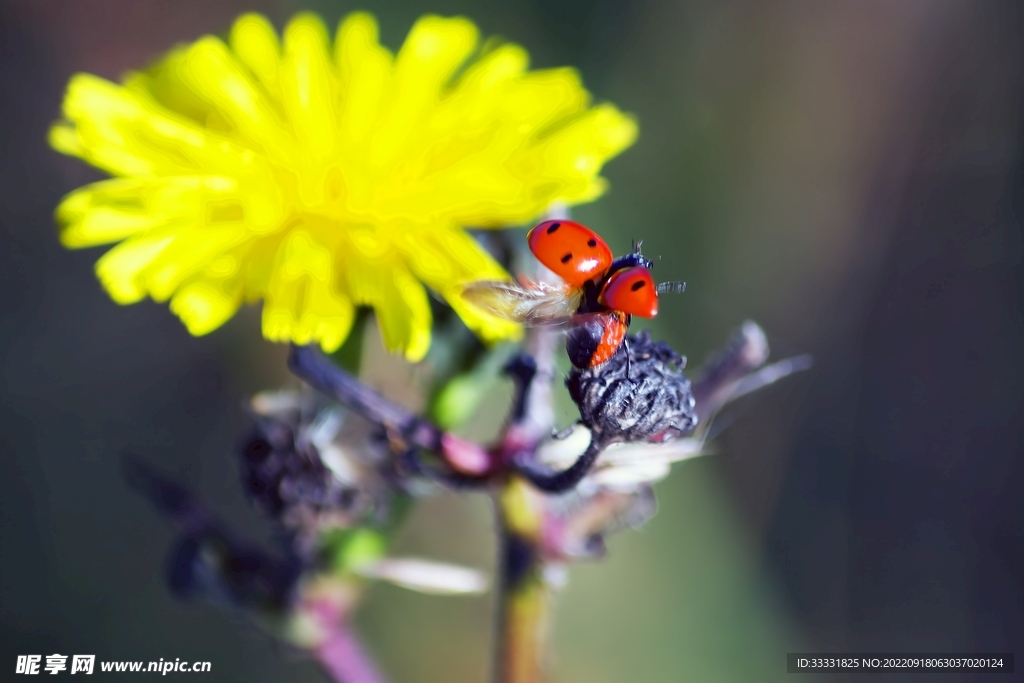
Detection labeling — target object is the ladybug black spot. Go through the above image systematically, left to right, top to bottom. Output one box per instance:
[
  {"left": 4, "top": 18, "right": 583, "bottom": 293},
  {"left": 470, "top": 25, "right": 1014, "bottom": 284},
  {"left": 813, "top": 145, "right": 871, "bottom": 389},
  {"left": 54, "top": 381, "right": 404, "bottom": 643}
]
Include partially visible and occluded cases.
[
  {"left": 546, "top": 222, "right": 561, "bottom": 234},
  {"left": 587, "top": 238, "right": 597, "bottom": 247},
  {"left": 560, "top": 252, "right": 573, "bottom": 264},
  {"left": 630, "top": 280, "right": 646, "bottom": 291}
]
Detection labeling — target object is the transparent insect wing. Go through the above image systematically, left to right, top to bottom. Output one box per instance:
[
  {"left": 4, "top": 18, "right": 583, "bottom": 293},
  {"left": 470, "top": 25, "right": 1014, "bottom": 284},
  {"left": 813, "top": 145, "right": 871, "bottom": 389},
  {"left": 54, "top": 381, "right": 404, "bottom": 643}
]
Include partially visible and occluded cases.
[
  {"left": 527, "top": 220, "right": 613, "bottom": 287},
  {"left": 599, "top": 266, "right": 658, "bottom": 318},
  {"left": 460, "top": 281, "right": 581, "bottom": 327}
]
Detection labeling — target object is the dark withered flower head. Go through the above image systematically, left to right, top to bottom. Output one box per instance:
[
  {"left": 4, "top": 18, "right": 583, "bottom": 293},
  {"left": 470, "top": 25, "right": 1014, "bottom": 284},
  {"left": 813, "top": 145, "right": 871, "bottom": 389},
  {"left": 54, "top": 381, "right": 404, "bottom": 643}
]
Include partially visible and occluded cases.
[
  {"left": 567, "top": 330, "right": 697, "bottom": 444},
  {"left": 241, "top": 390, "right": 396, "bottom": 538},
  {"left": 122, "top": 455, "right": 302, "bottom": 615},
  {"left": 167, "top": 526, "right": 302, "bottom": 614}
]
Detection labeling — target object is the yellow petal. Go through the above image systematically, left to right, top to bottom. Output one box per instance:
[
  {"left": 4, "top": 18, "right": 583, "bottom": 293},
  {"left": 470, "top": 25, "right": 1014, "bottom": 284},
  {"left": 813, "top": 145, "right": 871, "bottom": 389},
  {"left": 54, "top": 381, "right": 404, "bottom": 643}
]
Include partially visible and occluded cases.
[
  {"left": 334, "top": 12, "right": 392, "bottom": 197},
  {"left": 230, "top": 13, "right": 283, "bottom": 100},
  {"left": 281, "top": 14, "right": 337, "bottom": 160},
  {"left": 393, "top": 15, "right": 478, "bottom": 95},
  {"left": 369, "top": 16, "right": 478, "bottom": 170},
  {"left": 175, "top": 36, "right": 296, "bottom": 167},
  {"left": 455, "top": 43, "right": 529, "bottom": 103},
  {"left": 127, "top": 47, "right": 218, "bottom": 131},
  {"left": 501, "top": 67, "right": 588, "bottom": 128},
  {"left": 59, "top": 74, "right": 216, "bottom": 175},
  {"left": 58, "top": 75, "right": 285, "bottom": 230},
  {"left": 537, "top": 104, "right": 639, "bottom": 180},
  {"left": 49, "top": 123, "right": 87, "bottom": 161},
  {"left": 56, "top": 176, "right": 238, "bottom": 248},
  {"left": 142, "top": 224, "right": 248, "bottom": 301},
  {"left": 397, "top": 226, "right": 520, "bottom": 343},
  {"left": 262, "top": 228, "right": 355, "bottom": 352},
  {"left": 343, "top": 232, "right": 432, "bottom": 360},
  {"left": 95, "top": 233, "right": 174, "bottom": 304},
  {"left": 170, "top": 273, "right": 244, "bottom": 335},
  {"left": 263, "top": 280, "right": 356, "bottom": 352},
  {"left": 294, "top": 282, "right": 356, "bottom": 352}
]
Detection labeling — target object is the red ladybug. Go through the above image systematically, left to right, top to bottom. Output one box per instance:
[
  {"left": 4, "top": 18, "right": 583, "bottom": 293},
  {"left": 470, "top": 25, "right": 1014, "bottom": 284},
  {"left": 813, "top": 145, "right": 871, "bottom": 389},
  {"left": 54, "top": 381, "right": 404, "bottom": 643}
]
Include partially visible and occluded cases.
[{"left": 462, "top": 219, "right": 685, "bottom": 368}]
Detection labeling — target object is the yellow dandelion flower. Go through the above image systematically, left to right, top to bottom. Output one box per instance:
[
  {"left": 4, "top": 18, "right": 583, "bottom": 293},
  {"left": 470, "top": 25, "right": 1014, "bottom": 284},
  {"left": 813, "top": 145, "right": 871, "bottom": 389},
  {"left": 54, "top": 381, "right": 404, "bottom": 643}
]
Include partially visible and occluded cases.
[{"left": 50, "top": 12, "right": 637, "bottom": 360}]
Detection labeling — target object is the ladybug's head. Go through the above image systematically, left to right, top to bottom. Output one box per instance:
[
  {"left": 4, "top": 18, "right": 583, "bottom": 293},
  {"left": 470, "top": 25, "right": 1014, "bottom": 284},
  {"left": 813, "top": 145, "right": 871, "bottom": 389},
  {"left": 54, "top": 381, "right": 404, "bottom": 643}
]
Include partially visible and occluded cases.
[{"left": 608, "top": 240, "right": 654, "bottom": 273}]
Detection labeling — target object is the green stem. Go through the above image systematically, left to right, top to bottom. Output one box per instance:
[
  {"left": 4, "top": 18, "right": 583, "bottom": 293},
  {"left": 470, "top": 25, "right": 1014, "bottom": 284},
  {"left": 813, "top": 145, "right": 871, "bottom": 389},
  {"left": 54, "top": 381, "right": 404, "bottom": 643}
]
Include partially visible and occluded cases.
[{"left": 494, "top": 477, "right": 557, "bottom": 683}]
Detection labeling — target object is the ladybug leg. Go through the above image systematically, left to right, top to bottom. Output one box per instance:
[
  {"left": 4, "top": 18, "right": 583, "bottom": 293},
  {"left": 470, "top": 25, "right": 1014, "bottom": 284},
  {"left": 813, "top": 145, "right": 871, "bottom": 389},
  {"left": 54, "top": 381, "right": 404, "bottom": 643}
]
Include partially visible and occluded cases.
[{"left": 622, "top": 336, "right": 632, "bottom": 379}]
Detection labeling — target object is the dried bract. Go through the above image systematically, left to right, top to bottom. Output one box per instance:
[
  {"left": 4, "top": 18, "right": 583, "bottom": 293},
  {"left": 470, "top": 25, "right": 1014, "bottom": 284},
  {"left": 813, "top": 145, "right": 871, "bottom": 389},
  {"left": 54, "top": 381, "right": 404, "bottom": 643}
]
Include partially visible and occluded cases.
[{"left": 544, "top": 485, "right": 657, "bottom": 560}]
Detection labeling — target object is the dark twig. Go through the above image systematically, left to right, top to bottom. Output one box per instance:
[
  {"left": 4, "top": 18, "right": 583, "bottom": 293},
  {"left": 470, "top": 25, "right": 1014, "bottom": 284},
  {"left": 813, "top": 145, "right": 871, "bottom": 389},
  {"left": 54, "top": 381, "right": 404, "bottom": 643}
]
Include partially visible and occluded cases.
[
  {"left": 690, "top": 321, "right": 770, "bottom": 424},
  {"left": 689, "top": 322, "right": 811, "bottom": 438},
  {"left": 288, "top": 345, "right": 492, "bottom": 478},
  {"left": 289, "top": 345, "right": 439, "bottom": 449},
  {"left": 502, "top": 349, "right": 605, "bottom": 492},
  {"left": 504, "top": 354, "right": 539, "bottom": 422},
  {"left": 730, "top": 354, "right": 813, "bottom": 401},
  {"left": 511, "top": 437, "right": 605, "bottom": 493},
  {"left": 121, "top": 453, "right": 208, "bottom": 532}
]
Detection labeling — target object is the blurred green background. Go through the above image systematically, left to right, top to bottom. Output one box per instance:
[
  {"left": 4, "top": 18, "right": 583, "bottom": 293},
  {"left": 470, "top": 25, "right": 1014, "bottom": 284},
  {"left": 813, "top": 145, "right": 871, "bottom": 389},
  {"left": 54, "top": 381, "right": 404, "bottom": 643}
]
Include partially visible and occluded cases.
[{"left": 2, "top": 1, "right": 1022, "bottom": 682}]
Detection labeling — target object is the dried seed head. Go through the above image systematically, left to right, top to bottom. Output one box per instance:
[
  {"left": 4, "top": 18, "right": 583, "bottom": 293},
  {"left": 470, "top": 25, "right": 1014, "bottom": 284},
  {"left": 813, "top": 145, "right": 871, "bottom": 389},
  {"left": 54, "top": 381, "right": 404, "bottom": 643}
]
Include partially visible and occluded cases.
[
  {"left": 567, "top": 331, "right": 697, "bottom": 443},
  {"left": 241, "top": 391, "right": 394, "bottom": 536}
]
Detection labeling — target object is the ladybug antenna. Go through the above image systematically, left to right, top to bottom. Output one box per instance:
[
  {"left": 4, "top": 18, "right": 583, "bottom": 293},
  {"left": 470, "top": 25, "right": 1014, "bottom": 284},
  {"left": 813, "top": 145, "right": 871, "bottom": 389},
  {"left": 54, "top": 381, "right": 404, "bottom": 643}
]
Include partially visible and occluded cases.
[{"left": 657, "top": 281, "right": 687, "bottom": 294}]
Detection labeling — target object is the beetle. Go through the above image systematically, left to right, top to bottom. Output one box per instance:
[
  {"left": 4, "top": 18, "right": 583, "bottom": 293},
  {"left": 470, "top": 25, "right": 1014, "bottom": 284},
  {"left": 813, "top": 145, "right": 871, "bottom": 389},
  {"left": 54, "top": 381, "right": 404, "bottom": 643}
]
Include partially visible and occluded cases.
[{"left": 462, "top": 219, "right": 685, "bottom": 368}]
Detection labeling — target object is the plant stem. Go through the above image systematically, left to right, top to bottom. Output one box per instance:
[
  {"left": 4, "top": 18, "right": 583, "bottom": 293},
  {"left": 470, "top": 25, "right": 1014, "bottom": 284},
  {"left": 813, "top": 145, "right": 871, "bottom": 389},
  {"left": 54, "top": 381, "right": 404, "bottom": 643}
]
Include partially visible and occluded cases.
[
  {"left": 493, "top": 206, "right": 568, "bottom": 683},
  {"left": 494, "top": 477, "right": 558, "bottom": 683},
  {"left": 307, "top": 594, "right": 389, "bottom": 683},
  {"left": 314, "top": 621, "right": 388, "bottom": 683}
]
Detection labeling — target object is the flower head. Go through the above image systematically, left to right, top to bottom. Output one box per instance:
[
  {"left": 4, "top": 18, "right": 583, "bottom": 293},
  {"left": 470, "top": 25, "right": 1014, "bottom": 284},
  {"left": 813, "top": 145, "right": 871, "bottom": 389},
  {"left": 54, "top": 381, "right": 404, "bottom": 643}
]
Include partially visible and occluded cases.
[{"left": 50, "top": 12, "right": 637, "bottom": 359}]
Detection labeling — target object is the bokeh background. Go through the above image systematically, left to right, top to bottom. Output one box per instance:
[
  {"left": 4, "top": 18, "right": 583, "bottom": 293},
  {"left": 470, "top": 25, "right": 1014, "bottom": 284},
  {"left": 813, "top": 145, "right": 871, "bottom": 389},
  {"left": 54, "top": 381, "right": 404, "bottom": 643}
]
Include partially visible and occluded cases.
[{"left": 2, "top": 1, "right": 1023, "bottom": 682}]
